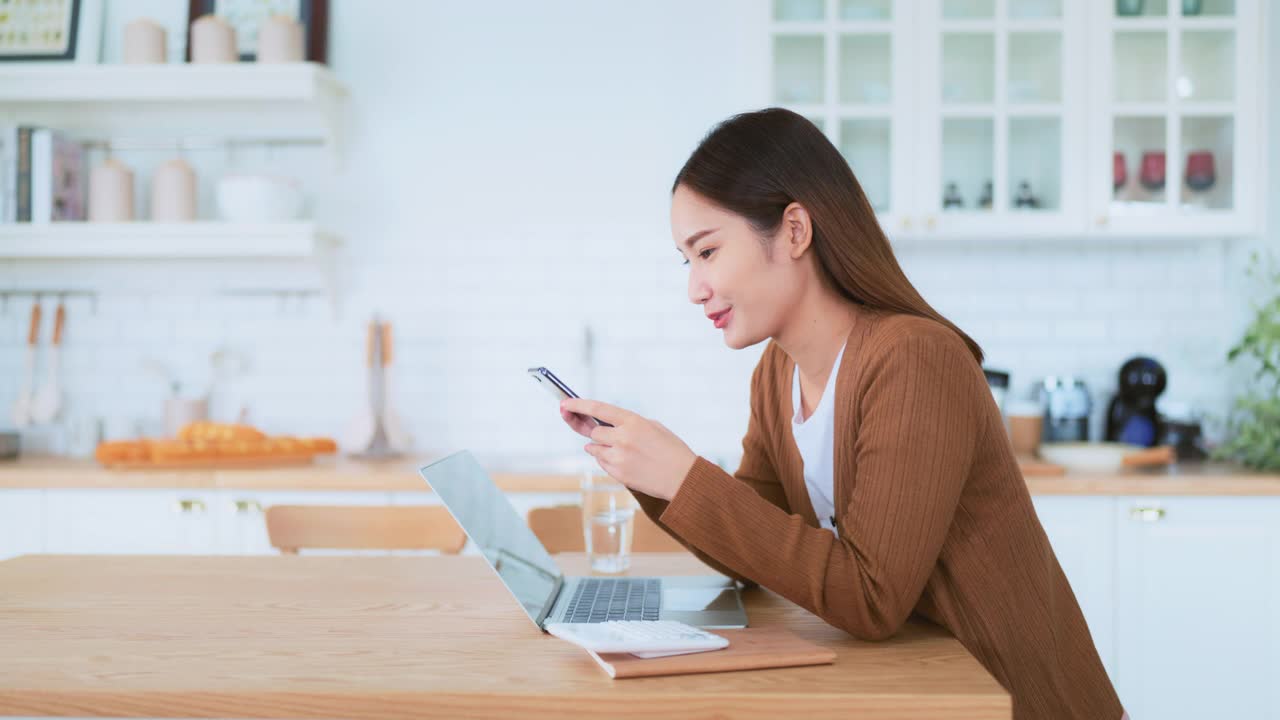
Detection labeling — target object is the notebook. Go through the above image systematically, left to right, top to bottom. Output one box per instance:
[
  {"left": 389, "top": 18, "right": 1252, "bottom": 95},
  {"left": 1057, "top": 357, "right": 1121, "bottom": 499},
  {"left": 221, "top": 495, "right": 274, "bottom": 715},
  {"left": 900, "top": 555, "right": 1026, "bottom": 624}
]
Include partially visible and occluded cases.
[{"left": 584, "top": 627, "right": 836, "bottom": 679}]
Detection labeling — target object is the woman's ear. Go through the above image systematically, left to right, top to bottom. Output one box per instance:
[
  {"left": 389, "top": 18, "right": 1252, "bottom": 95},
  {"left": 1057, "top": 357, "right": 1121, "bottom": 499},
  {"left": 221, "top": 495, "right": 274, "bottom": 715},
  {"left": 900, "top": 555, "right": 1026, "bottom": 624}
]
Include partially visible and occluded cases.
[{"left": 781, "top": 202, "right": 813, "bottom": 260}]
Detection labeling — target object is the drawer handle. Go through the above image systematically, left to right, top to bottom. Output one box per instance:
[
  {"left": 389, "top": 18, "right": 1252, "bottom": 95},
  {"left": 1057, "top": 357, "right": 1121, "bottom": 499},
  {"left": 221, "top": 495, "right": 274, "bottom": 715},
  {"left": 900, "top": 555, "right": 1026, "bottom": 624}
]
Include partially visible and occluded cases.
[
  {"left": 175, "top": 498, "right": 207, "bottom": 514},
  {"left": 234, "top": 499, "right": 264, "bottom": 514},
  {"left": 1129, "top": 506, "right": 1166, "bottom": 522}
]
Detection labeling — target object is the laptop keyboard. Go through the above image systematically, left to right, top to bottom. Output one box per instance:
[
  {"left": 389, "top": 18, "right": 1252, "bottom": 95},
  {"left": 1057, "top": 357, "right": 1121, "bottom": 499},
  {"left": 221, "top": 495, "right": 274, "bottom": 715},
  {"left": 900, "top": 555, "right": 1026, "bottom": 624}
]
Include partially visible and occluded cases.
[{"left": 562, "top": 578, "right": 661, "bottom": 622}]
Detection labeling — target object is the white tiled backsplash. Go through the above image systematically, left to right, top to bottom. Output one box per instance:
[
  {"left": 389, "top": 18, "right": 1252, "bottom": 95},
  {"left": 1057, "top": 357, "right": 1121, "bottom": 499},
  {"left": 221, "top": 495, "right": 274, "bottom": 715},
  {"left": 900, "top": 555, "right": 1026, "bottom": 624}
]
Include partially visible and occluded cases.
[
  {"left": 0, "top": 0, "right": 1273, "bottom": 467},
  {"left": 0, "top": 237, "right": 1257, "bottom": 466}
]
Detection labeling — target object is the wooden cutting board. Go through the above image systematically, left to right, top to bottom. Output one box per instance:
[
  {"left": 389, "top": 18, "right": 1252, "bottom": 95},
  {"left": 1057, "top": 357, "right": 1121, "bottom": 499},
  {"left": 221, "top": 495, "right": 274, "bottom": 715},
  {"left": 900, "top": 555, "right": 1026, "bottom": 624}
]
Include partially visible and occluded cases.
[
  {"left": 103, "top": 455, "right": 322, "bottom": 471},
  {"left": 1017, "top": 456, "right": 1067, "bottom": 476}
]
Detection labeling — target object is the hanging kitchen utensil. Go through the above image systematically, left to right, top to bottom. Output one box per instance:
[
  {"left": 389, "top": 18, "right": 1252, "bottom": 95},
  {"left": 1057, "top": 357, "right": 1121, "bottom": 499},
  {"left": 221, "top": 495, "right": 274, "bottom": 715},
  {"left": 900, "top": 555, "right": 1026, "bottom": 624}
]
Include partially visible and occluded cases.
[
  {"left": 11, "top": 299, "right": 41, "bottom": 428},
  {"left": 30, "top": 299, "right": 65, "bottom": 424},
  {"left": 346, "top": 316, "right": 408, "bottom": 459},
  {"left": 342, "top": 318, "right": 380, "bottom": 453},
  {"left": 378, "top": 321, "right": 411, "bottom": 452}
]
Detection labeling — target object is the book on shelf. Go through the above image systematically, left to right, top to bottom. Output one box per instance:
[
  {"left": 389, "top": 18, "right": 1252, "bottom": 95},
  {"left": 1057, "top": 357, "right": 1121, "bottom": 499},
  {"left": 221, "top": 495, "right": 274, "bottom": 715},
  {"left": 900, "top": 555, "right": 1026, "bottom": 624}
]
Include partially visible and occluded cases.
[{"left": 0, "top": 124, "right": 86, "bottom": 224}]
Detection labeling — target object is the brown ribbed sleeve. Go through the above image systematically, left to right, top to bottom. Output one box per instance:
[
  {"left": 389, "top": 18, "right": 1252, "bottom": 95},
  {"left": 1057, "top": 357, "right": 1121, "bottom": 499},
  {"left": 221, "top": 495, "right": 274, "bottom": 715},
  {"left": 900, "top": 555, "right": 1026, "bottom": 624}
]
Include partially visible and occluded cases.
[
  {"left": 658, "top": 329, "right": 980, "bottom": 641},
  {"left": 630, "top": 358, "right": 790, "bottom": 590}
]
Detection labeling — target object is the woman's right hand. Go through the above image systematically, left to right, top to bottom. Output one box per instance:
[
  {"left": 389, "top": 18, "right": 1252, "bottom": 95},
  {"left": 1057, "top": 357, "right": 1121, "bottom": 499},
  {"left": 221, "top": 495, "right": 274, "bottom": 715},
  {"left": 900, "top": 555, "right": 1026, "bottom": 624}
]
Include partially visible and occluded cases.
[{"left": 560, "top": 403, "right": 597, "bottom": 438}]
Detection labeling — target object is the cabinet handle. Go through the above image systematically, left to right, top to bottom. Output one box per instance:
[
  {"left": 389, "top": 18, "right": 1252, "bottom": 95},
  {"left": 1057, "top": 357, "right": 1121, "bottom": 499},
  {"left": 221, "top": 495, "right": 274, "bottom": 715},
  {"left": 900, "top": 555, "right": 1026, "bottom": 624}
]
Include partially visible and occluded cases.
[
  {"left": 1096, "top": 214, "right": 1109, "bottom": 227},
  {"left": 926, "top": 215, "right": 936, "bottom": 230},
  {"left": 901, "top": 217, "right": 913, "bottom": 230},
  {"left": 175, "top": 498, "right": 207, "bottom": 514},
  {"left": 234, "top": 499, "right": 264, "bottom": 514},
  {"left": 1129, "top": 506, "right": 1166, "bottom": 522}
]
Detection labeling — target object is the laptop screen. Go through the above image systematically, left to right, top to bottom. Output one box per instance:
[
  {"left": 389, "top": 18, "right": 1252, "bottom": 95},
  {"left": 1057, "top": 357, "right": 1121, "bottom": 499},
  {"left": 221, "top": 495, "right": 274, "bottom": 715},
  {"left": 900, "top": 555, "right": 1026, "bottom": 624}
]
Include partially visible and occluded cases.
[{"left": 420, "top": 451, "right": 563, "bottom": 626}]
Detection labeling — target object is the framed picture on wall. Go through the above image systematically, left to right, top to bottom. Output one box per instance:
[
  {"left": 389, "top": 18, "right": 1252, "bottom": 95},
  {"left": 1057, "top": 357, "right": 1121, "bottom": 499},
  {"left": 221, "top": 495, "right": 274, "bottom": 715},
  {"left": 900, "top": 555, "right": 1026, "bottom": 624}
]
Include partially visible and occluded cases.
[
  {"left": 0, "top": 0, "right": 103, "bottom": 62},
  {"left": 186, "top": 0, "right": 328, "bottom": 63}
]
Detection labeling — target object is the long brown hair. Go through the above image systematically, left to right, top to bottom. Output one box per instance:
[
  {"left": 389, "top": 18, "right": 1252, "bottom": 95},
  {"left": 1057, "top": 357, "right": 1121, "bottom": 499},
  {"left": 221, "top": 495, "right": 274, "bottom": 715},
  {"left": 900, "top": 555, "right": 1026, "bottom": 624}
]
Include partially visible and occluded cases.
[{"left": 672, "top": 107, "right": 984, "bottom": 365}]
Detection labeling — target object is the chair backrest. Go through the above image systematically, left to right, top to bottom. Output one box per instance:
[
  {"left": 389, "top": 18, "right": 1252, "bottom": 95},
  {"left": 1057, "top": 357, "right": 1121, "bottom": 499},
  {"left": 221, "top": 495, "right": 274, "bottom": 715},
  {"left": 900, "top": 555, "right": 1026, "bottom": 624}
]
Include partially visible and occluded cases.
[
  {"left": 526, "top": 504, "right": 686, "bottom": 554},
  {"left": 265, "top": 505, "right": 467, "bottom": 555}
]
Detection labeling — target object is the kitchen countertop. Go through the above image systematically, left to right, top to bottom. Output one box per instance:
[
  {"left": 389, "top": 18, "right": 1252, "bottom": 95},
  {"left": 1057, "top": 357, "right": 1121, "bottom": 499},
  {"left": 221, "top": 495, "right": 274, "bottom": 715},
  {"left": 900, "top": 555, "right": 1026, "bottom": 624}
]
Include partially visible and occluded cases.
[
  {"left": 0, "top": 454, "right": 580, "bottom": 492},
  {"left": 1, "top": 454, "right": 1278, "bottom": 495},
  {"left": 0, "top": 552, "right": 1010, "bottom": 719}
]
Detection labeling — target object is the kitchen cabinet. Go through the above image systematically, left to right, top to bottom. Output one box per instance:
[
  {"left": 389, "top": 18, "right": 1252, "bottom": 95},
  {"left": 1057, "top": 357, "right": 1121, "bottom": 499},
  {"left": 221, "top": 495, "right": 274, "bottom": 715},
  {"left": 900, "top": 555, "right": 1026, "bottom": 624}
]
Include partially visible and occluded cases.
[
  {"left": 768, "top": 0, "right": 1265, "bottom": 238},
  {"left": 770, "top": 0, "right": 917, "bottom": 231},
  {"left": 915, "top": 0, "right": 1089, "bottom": 237},
  {"left": 1087, "top": 0, "right": 1262, "bottom": 236},
  {"left": 20, "top": 488, "right": 580, "bottom": 558},
  {"left": 0, "top": 489, "right": 44, "bottom": 561},
  {"left": 43, "top": 489, "right": 220, "bottom": 555},
  {"left": 1035, "top": 494, "right": 1280, "bottom": 719},
  {"left": 1032, "top": 496, "right": 1118, "bottom": 681},
  {"left": 1114, "top": 496, "right": 1280, "bottom": 720}
]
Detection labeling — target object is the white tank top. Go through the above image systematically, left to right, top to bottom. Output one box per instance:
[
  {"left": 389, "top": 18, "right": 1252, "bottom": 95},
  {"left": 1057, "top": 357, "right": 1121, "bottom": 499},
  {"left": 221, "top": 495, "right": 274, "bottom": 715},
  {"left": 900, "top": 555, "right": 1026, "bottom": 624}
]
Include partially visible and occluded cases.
[{"left": 791, "top": 341, "right": 846, "bottom": 537}]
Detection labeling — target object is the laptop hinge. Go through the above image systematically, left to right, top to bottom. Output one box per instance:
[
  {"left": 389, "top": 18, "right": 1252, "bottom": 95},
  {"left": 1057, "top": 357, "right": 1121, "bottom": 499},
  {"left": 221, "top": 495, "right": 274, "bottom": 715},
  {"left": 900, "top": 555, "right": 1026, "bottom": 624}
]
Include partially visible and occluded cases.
[{"left": 535, "top": 575, "right": 565, "bottom": 630}]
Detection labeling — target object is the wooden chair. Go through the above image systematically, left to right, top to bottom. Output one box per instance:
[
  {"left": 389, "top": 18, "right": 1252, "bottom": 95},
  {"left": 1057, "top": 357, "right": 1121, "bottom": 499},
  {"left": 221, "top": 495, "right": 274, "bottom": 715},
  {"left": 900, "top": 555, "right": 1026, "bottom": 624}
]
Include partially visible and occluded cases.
[
  {"left": 526, "top": 504, "right": 686, "bottom": 554},
  {"left": 265, "top": 505, "right": 467, "bottom": 555}
]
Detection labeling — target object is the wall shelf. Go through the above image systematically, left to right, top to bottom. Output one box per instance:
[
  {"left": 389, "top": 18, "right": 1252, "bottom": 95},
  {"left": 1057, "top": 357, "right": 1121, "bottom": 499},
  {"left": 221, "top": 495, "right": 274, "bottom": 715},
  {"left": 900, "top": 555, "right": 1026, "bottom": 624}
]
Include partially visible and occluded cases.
[
  {"left": 0, "top": 62, "right": 347, "bottom": 155},
  {"left": 0, "top": 221, "right": 343, "bottom": 314},
  {"left": 0, "top": 222, "right": 337, "bottom": 259}
]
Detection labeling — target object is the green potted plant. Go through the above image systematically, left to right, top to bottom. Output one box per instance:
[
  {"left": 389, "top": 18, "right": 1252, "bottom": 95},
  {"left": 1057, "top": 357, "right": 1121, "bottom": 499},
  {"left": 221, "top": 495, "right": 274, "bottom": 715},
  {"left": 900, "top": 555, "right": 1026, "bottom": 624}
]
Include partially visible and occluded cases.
[{"left": 1212, "top": 251, "right": 1280, "bottom": 470}]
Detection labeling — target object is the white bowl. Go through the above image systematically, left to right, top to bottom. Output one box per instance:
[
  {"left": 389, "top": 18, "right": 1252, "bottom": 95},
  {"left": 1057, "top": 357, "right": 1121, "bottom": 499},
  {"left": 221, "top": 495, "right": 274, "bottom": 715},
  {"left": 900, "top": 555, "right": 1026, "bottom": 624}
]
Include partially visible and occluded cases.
[
  {"left": 215, "top": 174, "right": 304, "bottom": 222},
  {"left": 1038, "top": 442, "right": 1145, "bottom": 472}
]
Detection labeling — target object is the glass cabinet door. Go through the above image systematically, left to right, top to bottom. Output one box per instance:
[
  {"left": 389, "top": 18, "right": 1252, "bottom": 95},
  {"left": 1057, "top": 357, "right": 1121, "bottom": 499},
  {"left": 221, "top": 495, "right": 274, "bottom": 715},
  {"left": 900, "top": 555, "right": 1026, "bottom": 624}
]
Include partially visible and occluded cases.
[
  {"left": 770, "top": 0, "right": 911, "bottom": 229},
  {"left": 918, "top": 0, "right": 1085, "bottom": 236},
  {"left": 1093, "top": 0, "right": 1258, "bottom": 234}
]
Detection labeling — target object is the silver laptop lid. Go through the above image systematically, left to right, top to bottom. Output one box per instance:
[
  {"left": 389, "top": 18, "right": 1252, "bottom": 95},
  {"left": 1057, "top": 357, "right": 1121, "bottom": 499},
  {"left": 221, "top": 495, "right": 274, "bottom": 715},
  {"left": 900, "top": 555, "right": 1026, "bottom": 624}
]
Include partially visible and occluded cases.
[{"left": 420, "top": 450, "right": 563, "bottom": 627}]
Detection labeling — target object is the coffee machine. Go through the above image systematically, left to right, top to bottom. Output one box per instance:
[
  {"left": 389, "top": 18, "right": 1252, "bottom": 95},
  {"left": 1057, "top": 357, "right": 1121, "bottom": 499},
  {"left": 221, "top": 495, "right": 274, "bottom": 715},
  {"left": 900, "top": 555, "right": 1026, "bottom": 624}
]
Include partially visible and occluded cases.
[{"left": 1105, "top": 356, "right": 1166, "bottom": 447}]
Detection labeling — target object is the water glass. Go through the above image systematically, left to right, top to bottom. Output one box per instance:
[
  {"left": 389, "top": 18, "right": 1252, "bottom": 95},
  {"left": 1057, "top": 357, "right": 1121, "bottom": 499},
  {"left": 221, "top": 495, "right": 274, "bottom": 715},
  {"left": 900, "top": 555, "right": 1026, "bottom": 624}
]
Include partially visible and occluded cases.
[{"left": 580, "top": 474, "right": 637, "bottom": 573}]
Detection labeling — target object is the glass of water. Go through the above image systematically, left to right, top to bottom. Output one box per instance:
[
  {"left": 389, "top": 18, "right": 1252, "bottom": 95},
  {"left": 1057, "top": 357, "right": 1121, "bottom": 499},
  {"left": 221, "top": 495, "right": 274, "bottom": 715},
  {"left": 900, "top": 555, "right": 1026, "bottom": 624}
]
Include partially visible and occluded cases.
[{"left": 581, "top": 474, "right": 637, "bottom": 574}]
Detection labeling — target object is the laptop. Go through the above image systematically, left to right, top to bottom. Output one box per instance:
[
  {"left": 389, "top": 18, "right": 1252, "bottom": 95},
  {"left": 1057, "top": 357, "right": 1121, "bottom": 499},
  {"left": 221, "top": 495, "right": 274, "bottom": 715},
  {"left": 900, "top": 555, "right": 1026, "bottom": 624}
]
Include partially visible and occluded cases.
[{"left": 420, "top": 450, "right": 748, "bottom": 631}]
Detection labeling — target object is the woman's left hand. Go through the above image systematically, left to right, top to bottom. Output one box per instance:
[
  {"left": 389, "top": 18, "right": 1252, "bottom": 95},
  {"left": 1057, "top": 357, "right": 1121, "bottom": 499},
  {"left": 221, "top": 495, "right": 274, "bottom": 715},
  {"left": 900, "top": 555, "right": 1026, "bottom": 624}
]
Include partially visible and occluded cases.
[{"left": 561, "top": 398, "right": 698, "bottom": 502}]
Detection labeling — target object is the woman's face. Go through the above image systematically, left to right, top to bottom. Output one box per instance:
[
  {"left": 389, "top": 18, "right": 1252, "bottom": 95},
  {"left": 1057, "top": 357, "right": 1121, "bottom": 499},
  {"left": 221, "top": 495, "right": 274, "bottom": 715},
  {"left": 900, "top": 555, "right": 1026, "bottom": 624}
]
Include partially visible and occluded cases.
[{"left": 670, "top": 185, "right": 808, "bottom": 349}]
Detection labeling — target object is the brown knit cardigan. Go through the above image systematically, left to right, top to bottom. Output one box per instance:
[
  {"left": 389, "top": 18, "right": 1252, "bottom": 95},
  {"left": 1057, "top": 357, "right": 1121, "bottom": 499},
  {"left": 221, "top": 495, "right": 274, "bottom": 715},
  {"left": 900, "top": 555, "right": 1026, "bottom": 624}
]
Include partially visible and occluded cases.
[{"left": 633, "top": 307, "right": 1124, "bottom": 720}]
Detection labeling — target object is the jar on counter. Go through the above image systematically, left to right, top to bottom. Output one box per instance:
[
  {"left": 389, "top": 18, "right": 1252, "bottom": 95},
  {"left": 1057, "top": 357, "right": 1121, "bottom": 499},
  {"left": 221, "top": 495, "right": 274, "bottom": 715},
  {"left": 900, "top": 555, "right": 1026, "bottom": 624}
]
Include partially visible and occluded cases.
[
  {"left": 983, "top": 368, "right": 1010, "bottom": 416},
  {"left": 1039, "top": 376, "right": 1092, "bottom": 443},
  {"left": 1157, "top": 399, "right": 1208, "bottom": 461}
]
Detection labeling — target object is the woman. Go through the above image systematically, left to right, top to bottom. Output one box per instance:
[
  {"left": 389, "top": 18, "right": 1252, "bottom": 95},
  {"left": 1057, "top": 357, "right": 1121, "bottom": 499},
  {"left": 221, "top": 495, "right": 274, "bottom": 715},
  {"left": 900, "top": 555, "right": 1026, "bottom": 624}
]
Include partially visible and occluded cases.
[{"left": 560, "top": 108, "right": 1125, "bottom": 720}]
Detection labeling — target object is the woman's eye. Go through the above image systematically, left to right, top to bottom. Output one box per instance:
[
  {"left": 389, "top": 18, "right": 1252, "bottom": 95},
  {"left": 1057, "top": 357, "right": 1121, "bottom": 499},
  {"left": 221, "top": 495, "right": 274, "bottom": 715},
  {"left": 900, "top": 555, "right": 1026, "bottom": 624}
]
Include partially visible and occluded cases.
[{"left": 680, "top": 248, "right": 714, "bottom": 267}]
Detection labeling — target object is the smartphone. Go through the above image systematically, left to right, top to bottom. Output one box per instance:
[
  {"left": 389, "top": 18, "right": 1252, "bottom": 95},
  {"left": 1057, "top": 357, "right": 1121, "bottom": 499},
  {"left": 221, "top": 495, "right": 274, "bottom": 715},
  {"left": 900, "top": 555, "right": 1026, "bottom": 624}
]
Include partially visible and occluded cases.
[{"left": 527, "top": 366, "right": 614, "bottom": 427}]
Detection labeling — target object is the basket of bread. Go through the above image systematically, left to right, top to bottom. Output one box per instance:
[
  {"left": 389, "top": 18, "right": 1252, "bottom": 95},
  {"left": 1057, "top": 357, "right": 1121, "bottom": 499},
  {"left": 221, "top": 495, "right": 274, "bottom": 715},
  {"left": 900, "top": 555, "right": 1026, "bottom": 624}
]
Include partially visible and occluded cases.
[{"left": 96, "top": 421, "right": 338, "bottom": 470}]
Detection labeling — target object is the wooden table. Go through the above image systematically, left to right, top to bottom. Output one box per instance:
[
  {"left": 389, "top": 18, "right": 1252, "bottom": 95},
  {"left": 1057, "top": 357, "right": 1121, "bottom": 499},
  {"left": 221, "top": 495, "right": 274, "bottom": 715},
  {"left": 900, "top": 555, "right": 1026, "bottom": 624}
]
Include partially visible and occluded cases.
[{"left": 0, "top": 553, "right": 1010, "bottom": 719}]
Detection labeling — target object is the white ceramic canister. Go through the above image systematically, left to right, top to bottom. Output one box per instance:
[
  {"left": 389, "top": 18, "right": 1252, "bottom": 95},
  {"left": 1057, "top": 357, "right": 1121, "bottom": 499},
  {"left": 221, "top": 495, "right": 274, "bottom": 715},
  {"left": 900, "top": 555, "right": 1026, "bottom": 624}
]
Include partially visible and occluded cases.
[
  {"left": 190, "top": 14, "right": 237, "bottom": 63},
  {"left": 256, "top": 15, "right": 304, "bottom": 63},
  {"left": 122, "top": 18, "right": 167, "bottom": 64},
  {"left": 88, "top": 157, "right": 135, "bottom": 222},
  {"left": 150, "top": 157, "right": 197, "bottom": 221}
]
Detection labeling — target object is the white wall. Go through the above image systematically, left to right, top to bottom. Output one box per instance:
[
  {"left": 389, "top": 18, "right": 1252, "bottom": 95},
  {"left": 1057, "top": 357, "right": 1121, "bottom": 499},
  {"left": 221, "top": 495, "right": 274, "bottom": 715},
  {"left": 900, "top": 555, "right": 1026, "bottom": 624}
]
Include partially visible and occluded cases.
[{"left": 0, "top": 0, "right": 1271, "bottom": 469}]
